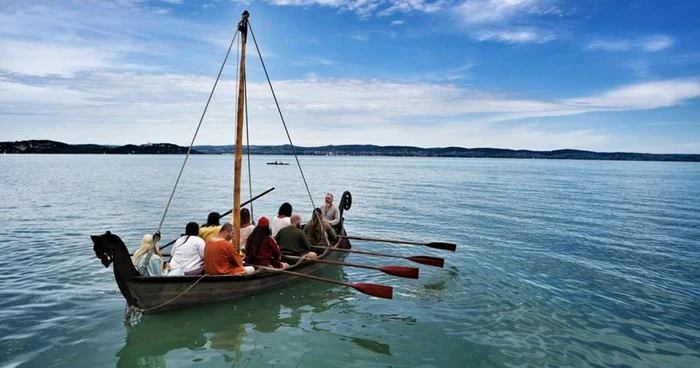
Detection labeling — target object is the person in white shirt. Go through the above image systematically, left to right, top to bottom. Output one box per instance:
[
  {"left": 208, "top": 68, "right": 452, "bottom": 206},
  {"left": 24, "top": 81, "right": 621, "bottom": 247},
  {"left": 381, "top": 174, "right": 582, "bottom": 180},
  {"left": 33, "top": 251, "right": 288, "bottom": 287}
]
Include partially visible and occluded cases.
[
  {"left": 321, "top": 193, "right": 340, "bottom": 226},
  {"left": 271, "top": 202, "right": 292, "bottom": 237},
  {"left": 239, "top": 208, "right": 254, "bottom": 252},
  {"left": 167, "top": 222, "right": 206, "bottom": 275}
]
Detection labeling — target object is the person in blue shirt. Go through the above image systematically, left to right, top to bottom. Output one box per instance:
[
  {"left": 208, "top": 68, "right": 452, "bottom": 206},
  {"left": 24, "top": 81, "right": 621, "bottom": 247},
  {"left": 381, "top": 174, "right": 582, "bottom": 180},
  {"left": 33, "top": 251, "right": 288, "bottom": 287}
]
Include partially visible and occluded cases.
[{"left": 131, "top": 234, "right": 164, "bottom": 276}]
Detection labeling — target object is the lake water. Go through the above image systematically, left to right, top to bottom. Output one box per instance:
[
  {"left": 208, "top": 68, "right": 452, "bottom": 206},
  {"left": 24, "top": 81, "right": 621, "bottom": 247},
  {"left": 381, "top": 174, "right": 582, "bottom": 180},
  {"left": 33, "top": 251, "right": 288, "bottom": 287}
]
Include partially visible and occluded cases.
[{"left": 0, "top": 154, "right": 699, "bottom": 367}]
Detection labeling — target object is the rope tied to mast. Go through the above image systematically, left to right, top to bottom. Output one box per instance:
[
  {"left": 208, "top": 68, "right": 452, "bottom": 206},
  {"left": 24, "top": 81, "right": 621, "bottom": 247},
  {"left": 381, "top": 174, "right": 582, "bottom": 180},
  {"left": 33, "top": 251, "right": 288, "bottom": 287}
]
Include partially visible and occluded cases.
[{"left": 249, "top": 21, "right": 318, "bottom": 213}]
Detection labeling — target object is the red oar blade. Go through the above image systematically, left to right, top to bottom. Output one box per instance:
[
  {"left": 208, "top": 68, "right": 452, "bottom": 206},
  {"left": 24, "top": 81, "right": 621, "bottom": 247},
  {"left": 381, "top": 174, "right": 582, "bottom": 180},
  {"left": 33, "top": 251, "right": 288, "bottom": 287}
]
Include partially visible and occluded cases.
[
  {"left": 426, "top": 242, "right": 457, "bottom": 252},
  {"left": 407, "top": 256, "right": 444, "bottom": 268},
  {"left": 379, "top": 266, "right": 420, "bottom": 279},
  {"left": 351, "top": 283, "right": 393, "bottom": 299}
]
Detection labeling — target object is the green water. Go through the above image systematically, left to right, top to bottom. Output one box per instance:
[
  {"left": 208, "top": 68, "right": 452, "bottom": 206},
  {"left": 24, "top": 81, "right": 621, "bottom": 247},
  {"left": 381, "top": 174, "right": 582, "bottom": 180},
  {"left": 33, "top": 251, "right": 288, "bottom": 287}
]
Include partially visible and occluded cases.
[{"left": 1, "top": 155, "right": 699, "bottom": 367}]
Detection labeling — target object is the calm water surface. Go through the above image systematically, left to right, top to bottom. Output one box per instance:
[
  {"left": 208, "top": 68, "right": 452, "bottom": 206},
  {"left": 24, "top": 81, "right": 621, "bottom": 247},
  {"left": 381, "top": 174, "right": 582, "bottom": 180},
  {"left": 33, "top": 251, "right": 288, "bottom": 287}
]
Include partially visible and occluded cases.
[{"left": 0, "top": 155, "right": 699, "bottom": 367}]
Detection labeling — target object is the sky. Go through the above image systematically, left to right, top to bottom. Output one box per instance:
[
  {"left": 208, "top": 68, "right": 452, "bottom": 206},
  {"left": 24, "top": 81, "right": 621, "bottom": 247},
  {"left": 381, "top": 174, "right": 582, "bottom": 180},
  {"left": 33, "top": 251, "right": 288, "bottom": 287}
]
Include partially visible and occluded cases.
[{"left": 1, "top": 0, "right": 699, "bottom": 153}]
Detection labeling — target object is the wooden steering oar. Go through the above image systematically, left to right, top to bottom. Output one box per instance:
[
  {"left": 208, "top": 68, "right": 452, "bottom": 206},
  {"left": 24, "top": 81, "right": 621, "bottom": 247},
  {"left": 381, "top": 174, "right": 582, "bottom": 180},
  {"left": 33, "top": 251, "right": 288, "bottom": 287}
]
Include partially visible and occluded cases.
[
  {"left": 155, "top": 187, "right": 275, "bottom": 252},
  {"left": 341, "top": 235, "right": 456, "bottom": 252},
  {"left": 314, "top": 246, "right": 445, "bottom": 268},
  {"left": 287, "top": 256, "right": 419, "bottom": 279},
  {"left": 256, "top": 266, "right": 393, "bottom": 299}
]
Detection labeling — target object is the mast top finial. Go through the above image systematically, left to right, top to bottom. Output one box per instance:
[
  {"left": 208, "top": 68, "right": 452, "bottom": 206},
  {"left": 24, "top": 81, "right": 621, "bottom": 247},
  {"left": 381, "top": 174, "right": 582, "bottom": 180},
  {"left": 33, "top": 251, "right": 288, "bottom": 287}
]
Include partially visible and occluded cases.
[{"left": 239, "top": 10, "right": 249, "bottom": 32}]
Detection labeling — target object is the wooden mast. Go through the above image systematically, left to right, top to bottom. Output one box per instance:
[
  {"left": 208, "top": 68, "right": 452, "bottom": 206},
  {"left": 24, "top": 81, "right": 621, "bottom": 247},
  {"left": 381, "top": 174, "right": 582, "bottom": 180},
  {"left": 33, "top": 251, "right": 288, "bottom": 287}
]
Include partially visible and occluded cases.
[{"left": 233, "top": 10, "right": 249, "bottom": 253}]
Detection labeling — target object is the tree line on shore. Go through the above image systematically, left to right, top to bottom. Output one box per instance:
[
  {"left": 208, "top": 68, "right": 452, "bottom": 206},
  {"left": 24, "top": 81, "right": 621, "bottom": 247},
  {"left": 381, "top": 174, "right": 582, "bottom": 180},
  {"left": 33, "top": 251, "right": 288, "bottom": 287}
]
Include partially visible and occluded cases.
[{"left": 2, "top": 140, "right": 698, "bottom": 162}]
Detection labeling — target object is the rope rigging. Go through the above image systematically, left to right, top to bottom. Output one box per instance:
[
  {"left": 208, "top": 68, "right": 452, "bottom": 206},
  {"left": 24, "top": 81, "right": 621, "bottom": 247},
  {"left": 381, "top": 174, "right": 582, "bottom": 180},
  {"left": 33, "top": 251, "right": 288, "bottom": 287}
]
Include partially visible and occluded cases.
[
  {"left": 148, "top": 17, "right": 320, "bottom": 268},
  {"left": 249, "top": 21, "right": 318, "bottom": 213},
  {"left": 141, "top": 29, "right": 240, "bottom": 273},
  {"left": 245, "top": 74, "right": 254, "bottom": 220}
]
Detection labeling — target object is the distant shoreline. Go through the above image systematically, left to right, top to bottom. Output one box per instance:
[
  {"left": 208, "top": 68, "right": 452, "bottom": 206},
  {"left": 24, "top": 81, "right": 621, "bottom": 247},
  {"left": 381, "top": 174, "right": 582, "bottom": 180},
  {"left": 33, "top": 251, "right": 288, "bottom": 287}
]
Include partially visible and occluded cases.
[{"left": 2, "top": 140, "right": 699, "bottom": 162}]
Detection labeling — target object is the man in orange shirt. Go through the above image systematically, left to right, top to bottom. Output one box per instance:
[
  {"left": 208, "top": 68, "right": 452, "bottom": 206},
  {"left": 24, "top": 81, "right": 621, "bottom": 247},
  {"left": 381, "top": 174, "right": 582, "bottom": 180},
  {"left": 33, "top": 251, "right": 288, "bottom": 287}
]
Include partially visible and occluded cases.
[{"left": 204, "top": 223, "right": 255, "bottom": 275}]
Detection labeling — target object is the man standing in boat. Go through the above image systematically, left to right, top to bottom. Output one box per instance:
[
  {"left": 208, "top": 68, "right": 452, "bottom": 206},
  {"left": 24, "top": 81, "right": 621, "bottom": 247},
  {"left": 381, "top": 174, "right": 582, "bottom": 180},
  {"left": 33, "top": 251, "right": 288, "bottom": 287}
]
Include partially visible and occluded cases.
[{"left": 322, "top": 193, "right": 340, "bottom": 226}]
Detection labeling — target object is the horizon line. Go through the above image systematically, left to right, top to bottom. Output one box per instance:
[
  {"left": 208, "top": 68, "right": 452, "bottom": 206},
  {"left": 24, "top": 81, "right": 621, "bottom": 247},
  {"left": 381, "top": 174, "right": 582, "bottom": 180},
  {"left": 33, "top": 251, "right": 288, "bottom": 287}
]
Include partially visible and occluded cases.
[{"left": 2, "top": 139, "right": 699, "bottom": 156}]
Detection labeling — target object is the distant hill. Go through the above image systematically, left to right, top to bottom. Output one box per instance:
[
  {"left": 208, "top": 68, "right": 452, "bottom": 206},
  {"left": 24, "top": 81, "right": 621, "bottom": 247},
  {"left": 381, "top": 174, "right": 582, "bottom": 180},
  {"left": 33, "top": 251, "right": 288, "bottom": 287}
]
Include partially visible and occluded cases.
[
  {"left": 1, "top": 140, "right": 194, "bottom": 154},
  {"left": 2, "top": 140, "right": 699, "bottom": 162},
  {"left": 193, "top": 144, "right": 700, "bottom": 162}
]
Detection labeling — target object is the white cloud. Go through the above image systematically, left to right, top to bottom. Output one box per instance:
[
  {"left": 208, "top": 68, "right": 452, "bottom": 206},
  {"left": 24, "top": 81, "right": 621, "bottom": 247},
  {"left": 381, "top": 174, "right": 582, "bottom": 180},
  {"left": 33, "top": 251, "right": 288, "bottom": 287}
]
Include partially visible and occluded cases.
[
  {"left": 161, "top": 0, "right": 184, "bottom": 4},
  {"left": 260, "top": 0, "right": 445, "bottom": 17},
  {"left": 452, "top": 0, "right": 562, "bottom": 44},
  {"left": 454, "top": 0, "right": 558, "bottom": 25},
  {"left": 1, "top": 1, "right": 698, "bottom": 153},
  {"left": 0, "top": 3, "right": 235, "bottom": 77},
  {"left": 391, "top": 20, "right": 404, "bottom": 25},
  {"left": 474, "top": 29, "right": 556, "bottom": 43},
  {"left": 350, "top": 31, "right": 369, "bottom": 41},
  {"left": 587, "top": 35, "right": 674, "bottom": 52},
  {"left": 640, "top": 35, "right": 674, "bottom": 52},
  {"left": 0, "top": 40, "right": 116, "bottom": 77},
  {"left": 3, "top": 69, "right": 699, "bottom": 150},
  {"left": 566, "top": 79, "right": 700, "bottom": 110}
]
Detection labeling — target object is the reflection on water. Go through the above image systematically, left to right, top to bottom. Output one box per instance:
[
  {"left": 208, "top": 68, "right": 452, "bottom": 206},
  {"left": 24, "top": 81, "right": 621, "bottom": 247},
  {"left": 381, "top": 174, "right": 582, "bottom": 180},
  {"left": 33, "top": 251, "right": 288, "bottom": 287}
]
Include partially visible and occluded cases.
[{"left": 116, "top": 266, "right": 395, "bottom": 367}]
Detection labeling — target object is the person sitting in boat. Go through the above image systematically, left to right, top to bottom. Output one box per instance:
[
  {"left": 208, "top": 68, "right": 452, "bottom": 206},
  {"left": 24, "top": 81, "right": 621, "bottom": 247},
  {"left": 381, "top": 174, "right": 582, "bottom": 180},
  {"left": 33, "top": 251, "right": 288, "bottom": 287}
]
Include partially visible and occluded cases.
[
  {"left": 321, "top": 193, "right": 340, "bottom": 226},
  {"left": 271, "top": 202, "right": 292, "bottom": 237},
  {"left": 239, "top": 208, "right": 254, "bottom": 253},
  {"left": 304, "top": 208, "right": 337, "bottom": 250},
  {"left": 199, "top": 212, "right": 222, "bottom": 241},
  {"left": 276, "top": 213, "right": 317, "bottom": 259},
  {"left": 245, "top": 216, "right": 289, "bottom": 268},
  {"left": 167, "top": 222, "right": 206, "bottom": 275},
  {"left": 204, "top": 223, "right": 255, "bottom": 276},
  {"left": 131, "top": 234, "right": 165, "bottom": 276}
]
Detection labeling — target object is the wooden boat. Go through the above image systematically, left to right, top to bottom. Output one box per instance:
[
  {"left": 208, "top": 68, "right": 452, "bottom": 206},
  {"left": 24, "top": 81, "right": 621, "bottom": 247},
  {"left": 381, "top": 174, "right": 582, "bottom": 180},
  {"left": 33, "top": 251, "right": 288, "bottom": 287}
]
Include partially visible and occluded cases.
[
  {"left": 90, "top": 11, "right": 358, "bottom": 316},
  {"left": 91, "top": 192, "right": 353, "bottom": 314}
]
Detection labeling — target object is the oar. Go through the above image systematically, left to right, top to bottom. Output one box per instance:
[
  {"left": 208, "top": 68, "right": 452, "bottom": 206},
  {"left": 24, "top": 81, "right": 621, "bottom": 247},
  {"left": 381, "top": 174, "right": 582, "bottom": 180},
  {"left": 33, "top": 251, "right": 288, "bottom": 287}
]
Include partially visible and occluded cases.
[
  {"left": 155, "top": 187, "right": 276, "bottom": 252},
  {"left": 219, "top": 187, "right": 275, "bottom": 219},
  {"left": 342, "top": 235, "right": 456, "bottom": 252},
  {"left": 314, "top": 246, "right": 444, "bottom": 268},
  {"left": 287, "top": 256, "right": 419, "bottom": 279},
  {"left": 256, "top": 266, "right": 393, "bottom": 299}
]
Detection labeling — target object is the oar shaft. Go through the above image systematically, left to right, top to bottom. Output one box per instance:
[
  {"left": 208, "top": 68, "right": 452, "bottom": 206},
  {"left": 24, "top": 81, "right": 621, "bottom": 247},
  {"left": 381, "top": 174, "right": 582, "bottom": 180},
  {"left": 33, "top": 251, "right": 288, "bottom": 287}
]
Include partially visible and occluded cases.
[
  {"left": 220, "top": 187, "right": 275, "bottom": 218},
  {"left": 341, "top": 235, "right": 456, "bottom": 251},
  {"left": 343, "top": 235, "right": 425, "bottom": 246},
  {"left": 314, "top": 246, "right": 403, "bottom": 260},
  {"left": 314, "top": 246, "right": 444, "bottom": 268},
  {"left": 287, "top": 256, "right": 379, "bottom": 271},
  {"left": 256, "top": 266, "right": 350, "bottom": 287}
]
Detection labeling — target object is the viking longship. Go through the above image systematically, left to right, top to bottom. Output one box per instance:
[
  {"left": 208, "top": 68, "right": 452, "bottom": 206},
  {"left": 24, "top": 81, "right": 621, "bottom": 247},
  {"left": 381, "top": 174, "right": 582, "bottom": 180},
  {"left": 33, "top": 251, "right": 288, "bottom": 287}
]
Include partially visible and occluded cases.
[{"left": 91, "top": 11, "right": 454, "bottom": 318}]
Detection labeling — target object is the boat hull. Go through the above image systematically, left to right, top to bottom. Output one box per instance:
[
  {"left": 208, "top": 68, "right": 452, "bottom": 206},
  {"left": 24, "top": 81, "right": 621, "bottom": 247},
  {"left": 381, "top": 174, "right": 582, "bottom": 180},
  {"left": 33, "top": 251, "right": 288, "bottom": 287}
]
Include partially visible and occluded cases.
[{"left": 128, "top": 244, "right": 348, "bottom": 313}]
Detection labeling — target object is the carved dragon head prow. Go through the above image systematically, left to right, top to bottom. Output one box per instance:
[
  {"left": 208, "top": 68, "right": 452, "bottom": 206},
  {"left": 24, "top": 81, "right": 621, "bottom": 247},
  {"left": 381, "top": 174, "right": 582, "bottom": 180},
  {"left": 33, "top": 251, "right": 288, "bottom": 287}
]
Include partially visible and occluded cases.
[
  {"left": 90, "top": 231, "right": 140, "bottom": 307},
  {"left": 91, "top": 231, "right": 124, "bottom": 268}
]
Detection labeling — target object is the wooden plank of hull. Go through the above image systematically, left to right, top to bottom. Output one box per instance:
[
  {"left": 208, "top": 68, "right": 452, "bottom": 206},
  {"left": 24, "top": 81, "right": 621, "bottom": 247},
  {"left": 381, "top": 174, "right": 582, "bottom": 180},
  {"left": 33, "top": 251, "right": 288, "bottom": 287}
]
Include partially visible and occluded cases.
[{"left": 129, "top": 237, "right": 350, "bottom": 313}]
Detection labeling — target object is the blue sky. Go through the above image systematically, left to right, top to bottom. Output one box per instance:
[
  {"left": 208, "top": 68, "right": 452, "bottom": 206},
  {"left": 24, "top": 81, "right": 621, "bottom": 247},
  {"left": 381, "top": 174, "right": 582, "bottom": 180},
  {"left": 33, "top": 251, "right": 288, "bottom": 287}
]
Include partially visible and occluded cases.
[{"left": 1, "top": 0, "right": 699, "bottom": 153}]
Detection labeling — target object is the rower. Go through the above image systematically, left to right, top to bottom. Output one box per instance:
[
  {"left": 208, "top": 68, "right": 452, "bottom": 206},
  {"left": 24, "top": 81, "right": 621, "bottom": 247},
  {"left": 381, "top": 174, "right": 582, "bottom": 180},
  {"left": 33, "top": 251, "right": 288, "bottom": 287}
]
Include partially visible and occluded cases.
[{"left": 276, "top": 213, "right": 317, "bottom": 259}]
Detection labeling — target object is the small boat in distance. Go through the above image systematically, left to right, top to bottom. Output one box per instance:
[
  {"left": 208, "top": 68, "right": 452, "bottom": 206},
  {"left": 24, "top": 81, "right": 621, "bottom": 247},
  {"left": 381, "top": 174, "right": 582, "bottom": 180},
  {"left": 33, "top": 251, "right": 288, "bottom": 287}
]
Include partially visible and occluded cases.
[{"left": 266, "top": 160, "right": 289, "bottom": 165}]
